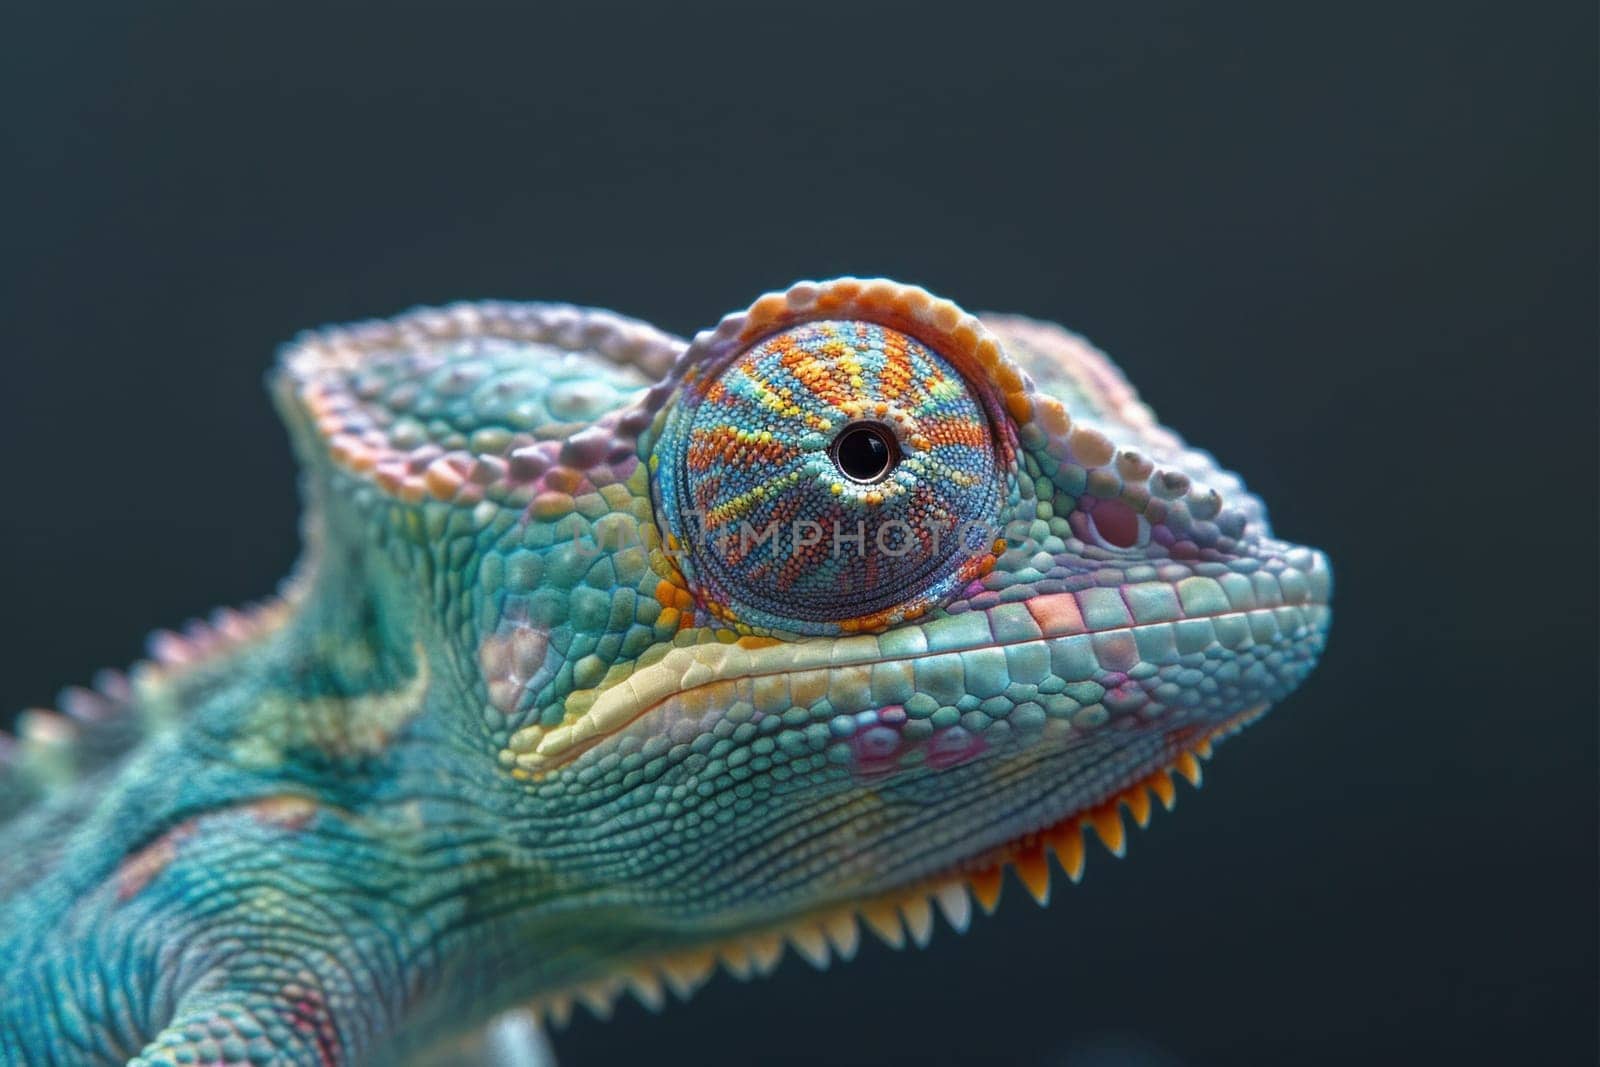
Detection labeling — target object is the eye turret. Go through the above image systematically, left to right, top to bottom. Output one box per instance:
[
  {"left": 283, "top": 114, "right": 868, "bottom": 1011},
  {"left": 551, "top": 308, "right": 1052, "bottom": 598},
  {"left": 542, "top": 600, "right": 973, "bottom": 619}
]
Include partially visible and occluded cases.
[{"left": 655, "top": 318, "right": 1005, "bottom": 634}]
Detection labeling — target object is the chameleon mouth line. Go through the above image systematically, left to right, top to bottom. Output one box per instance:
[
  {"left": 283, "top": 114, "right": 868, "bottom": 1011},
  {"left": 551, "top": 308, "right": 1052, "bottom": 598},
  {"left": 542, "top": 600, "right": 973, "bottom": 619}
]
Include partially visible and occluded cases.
[{"left": 503, "top": 589, "right": 1327, "bottom": 775}]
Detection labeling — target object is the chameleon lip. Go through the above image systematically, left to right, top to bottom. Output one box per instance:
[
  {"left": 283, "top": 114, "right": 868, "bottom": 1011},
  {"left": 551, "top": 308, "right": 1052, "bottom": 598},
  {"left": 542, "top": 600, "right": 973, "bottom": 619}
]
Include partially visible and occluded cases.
[{"left": 504, "top": 581, "right": 1330, "bottom": 775}]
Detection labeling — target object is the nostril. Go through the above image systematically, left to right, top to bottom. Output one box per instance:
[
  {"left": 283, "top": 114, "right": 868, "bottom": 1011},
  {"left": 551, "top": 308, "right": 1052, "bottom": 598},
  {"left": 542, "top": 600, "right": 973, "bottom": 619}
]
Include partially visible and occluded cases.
[{"left": 1087, "top": 498, "right": 1144, "bottom": 550}]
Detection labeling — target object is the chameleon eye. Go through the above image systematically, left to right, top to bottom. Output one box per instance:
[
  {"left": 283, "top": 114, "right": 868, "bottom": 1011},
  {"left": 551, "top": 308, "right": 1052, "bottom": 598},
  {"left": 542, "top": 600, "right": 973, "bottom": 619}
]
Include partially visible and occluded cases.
[
  {"left": 657, "top": 319, "right": 1005, "bottom": 634},
  {"left": 831, "top": 422, "right": 899, "bottom": 484}
]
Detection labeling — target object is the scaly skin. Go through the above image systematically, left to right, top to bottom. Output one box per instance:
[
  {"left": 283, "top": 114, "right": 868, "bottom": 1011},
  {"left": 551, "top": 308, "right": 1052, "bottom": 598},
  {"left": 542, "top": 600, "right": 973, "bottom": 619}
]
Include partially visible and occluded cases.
[{"left": 0, "top": 279, "right": 1331, "bottom": 1065}]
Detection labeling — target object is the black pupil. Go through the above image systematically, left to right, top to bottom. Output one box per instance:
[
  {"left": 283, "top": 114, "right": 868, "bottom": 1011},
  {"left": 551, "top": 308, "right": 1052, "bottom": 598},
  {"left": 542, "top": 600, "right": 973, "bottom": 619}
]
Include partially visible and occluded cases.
[{"left": 834, "top": 423, "right": 897, "bottom": 483}]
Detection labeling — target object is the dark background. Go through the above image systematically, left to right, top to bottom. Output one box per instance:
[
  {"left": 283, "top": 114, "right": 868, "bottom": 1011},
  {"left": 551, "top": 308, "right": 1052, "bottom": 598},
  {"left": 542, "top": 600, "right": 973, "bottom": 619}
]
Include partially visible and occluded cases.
[{"left": 2, "top": 2, "right": 1594, "bottom": 1064}]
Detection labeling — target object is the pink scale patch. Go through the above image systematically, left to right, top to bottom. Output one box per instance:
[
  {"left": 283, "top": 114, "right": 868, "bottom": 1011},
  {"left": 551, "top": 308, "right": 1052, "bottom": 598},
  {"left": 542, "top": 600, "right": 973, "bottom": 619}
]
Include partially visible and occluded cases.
[
  {"left": 1089, "top": 498, "right": 1141, "bottom": 549},
  {"left": 479, "top": 623, "right": 552, "bottom": 717},
  {"left": 844, "top": 705, "right": 988, "bottom": 777},
  {"left": 925, "top": 725, "right": 987, "bottom": 770}
]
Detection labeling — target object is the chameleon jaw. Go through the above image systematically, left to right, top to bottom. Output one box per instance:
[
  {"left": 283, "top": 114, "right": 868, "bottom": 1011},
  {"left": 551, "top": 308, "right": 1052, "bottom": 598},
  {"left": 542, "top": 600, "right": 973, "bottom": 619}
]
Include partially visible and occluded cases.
[{"left": 514, "top": 704, "right": 1263, "bottom": 1029}]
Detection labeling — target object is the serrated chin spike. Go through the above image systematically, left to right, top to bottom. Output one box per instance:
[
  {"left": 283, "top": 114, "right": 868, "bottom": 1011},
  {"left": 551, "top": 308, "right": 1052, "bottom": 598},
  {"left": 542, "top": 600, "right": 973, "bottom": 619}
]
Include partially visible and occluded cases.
[
  {"left": 1194, "top": 738, "right": 1214, "bottom": 759},
  {"left": 1174, "top": 751, "right": 1204, "bottom": 787},
  {"left": 1148, "top": 770, "right": 1177, "bottom": 810},
  {"left": 1123, "top": 784, "right": 1153, "bottom": 828},
  {"left": 1089, "top": 805, "right": 1127, "bottom": 857},
  {"left": 1046, "top": 823, "right": 1087, "bottom": 883},
  {"left": 1013, "top": 846, "right": 1052, "bottom": 905},
  {"left": 969, "top": 866, "right": 1005, "bottom": 914},
  {"left": 934, "top": 882, "right": 972, "bottom": 933},
  {"left": 900, "top": 896, "right": 935, "bottom": 947},
  {"left": 860, "top": 902, "right": 907, "bottom": 949},
  {"left": 823, "top": 911, "right": 860, "bottom": 960},
  {"left": 787, "top": 925, "right": 832, "bottom": 970},
  {"left": 747, "top": 932, "right": 786, "bottom": 976},
  {"left": 718, "top": 943, "right": 754, "bottom": 981},
  {"left": 659, "top": 953, "right": 714, "bottom": 1000},
  {"left": 626, "top": 969, "right": 666, "bottom": 1012},
  {"left": 575, "top": 981, "right": 617, "bottom": 1021},
  {"left": 542, "top": 994, "right": 573, "bottom": 1029}
]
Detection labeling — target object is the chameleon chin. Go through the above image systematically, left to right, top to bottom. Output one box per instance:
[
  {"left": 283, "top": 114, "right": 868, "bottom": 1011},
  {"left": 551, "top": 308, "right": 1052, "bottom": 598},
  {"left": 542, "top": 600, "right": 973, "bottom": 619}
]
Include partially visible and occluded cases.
[{"left": 0, "top": 278, "right": 1331, "bottom": 1066}]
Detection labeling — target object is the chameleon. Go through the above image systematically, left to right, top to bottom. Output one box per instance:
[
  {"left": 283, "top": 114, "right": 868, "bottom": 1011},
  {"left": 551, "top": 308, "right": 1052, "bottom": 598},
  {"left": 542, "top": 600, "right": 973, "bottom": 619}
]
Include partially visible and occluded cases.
[{"left": 0, "top": 277, "right": 1331, "bottom": 1065}]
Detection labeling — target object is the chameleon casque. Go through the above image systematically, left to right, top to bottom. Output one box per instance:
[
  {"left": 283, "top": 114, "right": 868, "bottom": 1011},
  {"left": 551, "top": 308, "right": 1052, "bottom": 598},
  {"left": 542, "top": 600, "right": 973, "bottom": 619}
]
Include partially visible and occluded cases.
[{"left": 0, "top": 278, "right": 1332, "bottom": 1065}]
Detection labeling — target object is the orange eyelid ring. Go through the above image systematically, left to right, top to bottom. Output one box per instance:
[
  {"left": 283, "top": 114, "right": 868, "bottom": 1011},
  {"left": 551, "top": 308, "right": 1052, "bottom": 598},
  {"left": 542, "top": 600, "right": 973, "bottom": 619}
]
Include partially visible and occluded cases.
[{"left": 666, "top": 278, "right": 1052, "bottom": 447}]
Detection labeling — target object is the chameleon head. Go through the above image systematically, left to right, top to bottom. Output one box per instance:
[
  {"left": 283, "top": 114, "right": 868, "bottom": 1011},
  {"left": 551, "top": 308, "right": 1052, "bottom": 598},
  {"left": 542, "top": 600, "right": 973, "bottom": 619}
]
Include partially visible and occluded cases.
[
  {"left": 279, "top": 277, "right": 1331, "bottom": 998},
  {"left": 491, "top": 280, "right": 1330, "bottom": 959}
]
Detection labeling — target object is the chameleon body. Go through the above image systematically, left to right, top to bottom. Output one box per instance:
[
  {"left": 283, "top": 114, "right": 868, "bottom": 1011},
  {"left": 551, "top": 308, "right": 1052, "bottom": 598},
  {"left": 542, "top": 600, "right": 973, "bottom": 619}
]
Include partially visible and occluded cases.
[{"left": 0, "top": 279, "right": 1331, "bottom": 1065}]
